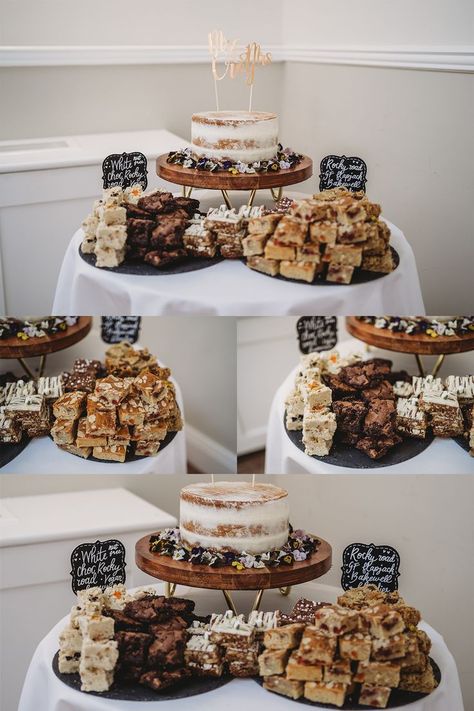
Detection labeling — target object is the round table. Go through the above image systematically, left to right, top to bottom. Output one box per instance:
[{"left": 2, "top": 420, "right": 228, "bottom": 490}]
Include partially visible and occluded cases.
[
  {"left": 52, "top": 193, "right": 425, "bottom": 316},
  {"left": 264, "top": 361, "right": 474, "bottom": 475},
  {"left": 1, "top": 379, "right": 187, "bottom": 474},
  {"left": 18, "top": 582, "right": 464, "bottom": 711}
]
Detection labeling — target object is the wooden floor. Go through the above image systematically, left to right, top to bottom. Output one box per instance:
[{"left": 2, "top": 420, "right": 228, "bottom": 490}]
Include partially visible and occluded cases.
[{"left": 237, "top": 449, "right": 266, "bottom": 474}]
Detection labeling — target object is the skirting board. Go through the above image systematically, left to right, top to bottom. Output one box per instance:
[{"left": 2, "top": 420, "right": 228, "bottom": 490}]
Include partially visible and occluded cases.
[
  {"left": 1, "top": 44, "right": 473, "bottom": 73},
  {"left": 185, "top": 424, "right": 236, "bottom": 474}
]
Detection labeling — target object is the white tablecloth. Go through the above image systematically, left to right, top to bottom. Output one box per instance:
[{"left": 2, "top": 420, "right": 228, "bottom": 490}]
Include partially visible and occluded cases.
[
  {"left": 52, "top": 192, "right": 425, "bottom": 316},
  {"left": 265, "top": 366, "right": 474, "bottom": 475},
  {"left": 2, "top": 382, "right": 186, "bottom": 474},
  {"left": 18, "top": 583, "right": 464, "bottom": 711}
]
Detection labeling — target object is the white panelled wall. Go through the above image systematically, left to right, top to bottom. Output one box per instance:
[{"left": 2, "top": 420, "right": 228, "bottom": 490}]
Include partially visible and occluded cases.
[{"left": 237, "top": 316, "right": 474, "bottom": 455}]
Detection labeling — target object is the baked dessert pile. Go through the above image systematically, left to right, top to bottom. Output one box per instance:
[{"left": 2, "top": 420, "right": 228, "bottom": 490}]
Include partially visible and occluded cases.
[
  {"left": 81, "top": 185, "right": 201, "bottom": 269},
  {"left": 244, "top": 187, "right": 395, "bottom": 284},
  {"left": 198, "top": 205, "right": 264, "bottom": 259},
  {"left": 0, "top": 343, "right": 182, "bottom": 461},
  {"left": 51, "top": 366, "right": 182, "bottom": 462},
  {"left": 396, "top": 374, "right": 473, "bottom": 446},
  {"left": 58, "top": 585, "right": 439, "bottom": 705},
  {"left": 59, "top": 585, "right": 196, "bottom": 692},
  {"left": 261, "top": 585, "right": 438, "bottom": 708},
  {"left": 186, "top": 610, "right": 278, "bottom": 678}
]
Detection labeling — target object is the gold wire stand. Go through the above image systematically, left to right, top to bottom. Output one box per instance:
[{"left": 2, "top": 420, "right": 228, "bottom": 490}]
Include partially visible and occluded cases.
[
  {"left": 182, "top": 185, "right": 283, "bottom": 210},
  {"left": 414, "top": 353, "right": 446, "bottom": 377},
  {"left": 17, "top": 354, "right": 47, "bottom": 380},
  {"left": 165, "top": 583, "right": 292, "bottom": 615}
]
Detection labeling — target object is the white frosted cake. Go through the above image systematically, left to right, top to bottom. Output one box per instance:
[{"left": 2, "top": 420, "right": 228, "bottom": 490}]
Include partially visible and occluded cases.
[
  {"left": 191, "top": 111, "right": 278, "bottom": 163},
  {"left": 179, "top": 481, "right": 289, "bottom": 554}
]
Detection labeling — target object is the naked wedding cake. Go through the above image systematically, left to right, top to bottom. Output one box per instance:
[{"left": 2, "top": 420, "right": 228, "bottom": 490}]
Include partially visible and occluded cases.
[
  {"left": 191, "top": 111, "right": 279, "bottom": 163},
  {"left": 179, "top": 481, "right": 289, "bottom": 554}
]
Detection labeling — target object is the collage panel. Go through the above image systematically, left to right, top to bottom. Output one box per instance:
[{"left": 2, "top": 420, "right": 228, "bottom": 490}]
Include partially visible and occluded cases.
[
  {"left": 0, "top": 316, "right": 237, "bottom": 475},
  {"left": 238, "top": 316, "right": 474, "bottom": 474},
  {"left": 0, "top": 473, "right": 472, "bottom": 711}
]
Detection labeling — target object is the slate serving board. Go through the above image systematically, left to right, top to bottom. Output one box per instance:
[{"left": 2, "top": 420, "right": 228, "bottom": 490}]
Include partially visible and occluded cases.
[
  {"left": 79, "top": 248, "right": 223, "bottom": 276},
  {"left": 284, "top": 415, "right": 434, "bottom": 469},
  {"left": 0, "top": 436, "right": 30, "bottom": 469},
  {"left": 53, "top": 652, "right": 232, "bottom": 701}
]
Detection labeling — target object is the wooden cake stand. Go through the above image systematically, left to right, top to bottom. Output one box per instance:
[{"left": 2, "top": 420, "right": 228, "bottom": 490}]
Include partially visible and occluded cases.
[
  {"left": 157, "top": 154, "right": 313, "bottom": 209},
  {"left": 0, "top": 317, "right": 92, "bottom": 380},
  {"left": 346, "top": 317, "right": 474, "bottom": 377},
  {"left": 136, "top": 533, "right": 332, "bottom": 614}
]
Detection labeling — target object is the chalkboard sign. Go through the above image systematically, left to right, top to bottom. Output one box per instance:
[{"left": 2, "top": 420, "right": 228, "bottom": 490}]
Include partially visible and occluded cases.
[
  {"left": 102, "top": 151, "right": 148, "bottom": 190},
  {"left": 319, "top": 154, "right": 367, "bottom": 192},
  {"left": 101, "top": 316, "right": 141, "bottom": 344},
  {"left": 297, "top": 316, "right": 338, "bottom": 354},
  {"left": 70, "top": 539, "right": 126, "bottom": 594},
  {"left": 341, "top": 542, "right": 401, "bottom": 593}
]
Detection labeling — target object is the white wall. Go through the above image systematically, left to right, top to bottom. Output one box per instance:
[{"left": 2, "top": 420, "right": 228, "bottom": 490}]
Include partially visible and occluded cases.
[
  {"left": 0, "top": 316, "right": 237, "bottom": 463},
  {"left": 1, "top": 473, "right": 472, "bottom": 709}
]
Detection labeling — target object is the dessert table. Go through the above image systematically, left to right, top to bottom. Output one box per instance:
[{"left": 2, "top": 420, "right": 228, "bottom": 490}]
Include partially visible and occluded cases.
[
  {"left": 52, "top": 192, "right": 425, "bottom": 316},
  {"left": 265, "top": 366, "right": 474, "bottom": 475},
  {"left": 18, "top": 583, "right": 464, "bottom": 711}
]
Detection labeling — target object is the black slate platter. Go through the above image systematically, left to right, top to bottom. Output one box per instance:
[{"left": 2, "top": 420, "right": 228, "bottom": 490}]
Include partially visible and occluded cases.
[
  {"left": 79, "top": 247, "right": 223, "bottom": 276},
  {"left": 253, "top": 247, "right": 399, "bottom": 286},
  {"left": 284, "top": 414, "right": 434, "bottom": 469},
  {"left": 49, "top": 429, "right": 177, "bottom": 464},
  {"left": 454, "top": 435, "right": 470, "bottom": 455},
  {"left": 0, "top": 436, "right": 30, "bottom": 469},
  {"left": 52, "top": 651, "right": 232, "bottom": 701},
  {"left": 255, "top": 658, "right": 441, "bottom": 708}
]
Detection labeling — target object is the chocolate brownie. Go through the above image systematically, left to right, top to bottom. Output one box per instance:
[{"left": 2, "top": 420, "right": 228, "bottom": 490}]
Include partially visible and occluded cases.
[
  {"left": 138, "top": 191, "right": 175, "bottom": 215},
  {"left": 173, "top": 196, "right": 201, "bottom": 216},
  {"left": 124, "top": 202, "right": 155, "bottom": 220},
  {"left": 127, "top": 218, "right": 153, "bottom": 248},
  {"left": 150, "top": 218, "right": 187, "bottom": 248},
  {"left": 220, "top": 243, "right": 244, "bottom": 259},
  {"left": 127, "top": 246, "right": 148, "bottom": 261},
  {"left": 144, "top": 249, "right": 187, "bottom": 268},
  {"left": 73, "top": 358, "right": 104, "bottom": 376},
  {"left": 387, "top": 369, "right": 411, "bottom": 385},
  {"left": 63, "top": 371, "right": 96, "bottom": 394},
  {"left": 323, "top": 373, "right": 358, "bottom": 400},
  {"left": 361, "top": 379, "right": 395, "bottom": 402},
  {"left": 364, "top": 398, "right": 396, "bottom": 437},
  {"left": 333, "top": 400, "right": 367, "bottom": 434},
  {"left": 356, "top": 434, "right": 402, "bottom": 459},
  {"left": 124, "top": 597, "right": 171, "bottom": 623},
  {"left": 165, "top": 597, "right": 195, "bottom": 616},
  {"left": 105, "top": 609, "right": 147, "bottom": 631},
  {"left": 147, "top": 629, "right": 186, "bottom": 667},
  {"left": 115, "top": 631, "right": 153, "bottom": 666},
  {"left": 116, "top": 663, "right": 143, "bottom": 682},
  {"left": 140, "top": 668, "right": 190, "bottom": 690}
]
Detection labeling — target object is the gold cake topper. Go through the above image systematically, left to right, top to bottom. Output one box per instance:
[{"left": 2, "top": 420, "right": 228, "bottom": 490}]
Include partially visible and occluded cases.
[{"left": 208, "top": 30, "right": 272, "bottom": 111}]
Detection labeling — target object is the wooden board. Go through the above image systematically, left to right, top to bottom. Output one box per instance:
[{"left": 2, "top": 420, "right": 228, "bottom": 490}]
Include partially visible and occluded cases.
[
  {"left": 157, "top": 154, "right": 313, "bottom": 191},
  {"left": 0, "top": 317, "right": 92, "bottom": 359},
  {"left": 346, "top": 317, "right": 474, "bottom": 355},
  {"left": 135, "top": 534, "right": 332, "bottom": 591}
]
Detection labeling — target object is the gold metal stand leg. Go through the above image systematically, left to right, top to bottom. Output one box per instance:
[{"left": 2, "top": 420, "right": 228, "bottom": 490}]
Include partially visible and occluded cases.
[
  {"left": 181, "top": 186, "right": 194, "bottom": 198},
  {"left": 271, "top": 187, "right": 283, "bottom": 202},
  {"left": 247, "top": 189, "right": 257, "bottom": 208},
  {"left": 221, "top": 190, "right": 233, "bottom": 210},
  {"left": 38, "top": 354, "right": 47, "bottom": 378},
  {"left": 414, "top": 354, "right": 425, "bottom": 377},
  {"left": 431, "top": 354, "right": 446, "bottom": 378},
  {"left": 17, "top": 358, "right": 37, "bottom": 381},
  {"left": 164, "top": 582, "right": 176, "bottom": 598},
  {"left": 279, "top": 586, "right": 292, "bottom": 597},
  {"left": 251, "top": 589, "right": 264, "bottom": 612},
  {"left": 222, "top": 590, "right": 238, "bottom": 615}
]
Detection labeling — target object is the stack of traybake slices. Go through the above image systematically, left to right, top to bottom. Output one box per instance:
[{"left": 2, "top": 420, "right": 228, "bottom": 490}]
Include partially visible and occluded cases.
[{"left": 285, "top": 349, "right": 474, "bottom": 460}]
